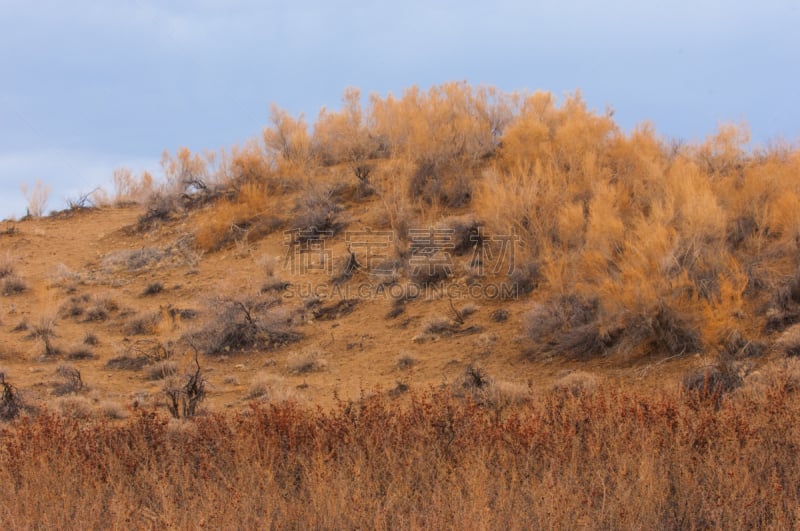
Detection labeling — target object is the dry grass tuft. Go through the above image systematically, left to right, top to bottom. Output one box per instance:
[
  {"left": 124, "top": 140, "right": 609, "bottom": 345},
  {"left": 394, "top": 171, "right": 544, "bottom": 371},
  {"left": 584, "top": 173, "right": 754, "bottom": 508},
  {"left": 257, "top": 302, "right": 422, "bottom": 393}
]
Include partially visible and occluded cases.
[{"left": 286, "top": 349, "right": 328, "bottom": 374}]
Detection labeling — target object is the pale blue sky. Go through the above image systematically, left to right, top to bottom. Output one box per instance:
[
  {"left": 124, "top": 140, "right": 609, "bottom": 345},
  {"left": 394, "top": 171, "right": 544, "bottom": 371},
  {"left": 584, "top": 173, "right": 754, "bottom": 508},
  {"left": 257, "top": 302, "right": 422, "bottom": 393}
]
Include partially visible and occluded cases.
[{"left": 1, "top": 0, "right": 798, "bottom": 218}]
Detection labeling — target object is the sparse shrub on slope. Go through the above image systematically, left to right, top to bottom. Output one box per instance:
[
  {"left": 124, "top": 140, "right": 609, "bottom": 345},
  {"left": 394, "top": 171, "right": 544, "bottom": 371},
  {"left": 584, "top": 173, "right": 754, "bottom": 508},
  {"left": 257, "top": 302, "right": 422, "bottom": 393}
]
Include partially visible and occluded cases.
[{"left": 188, "top": 296, "right": 301, "bottom": 356}]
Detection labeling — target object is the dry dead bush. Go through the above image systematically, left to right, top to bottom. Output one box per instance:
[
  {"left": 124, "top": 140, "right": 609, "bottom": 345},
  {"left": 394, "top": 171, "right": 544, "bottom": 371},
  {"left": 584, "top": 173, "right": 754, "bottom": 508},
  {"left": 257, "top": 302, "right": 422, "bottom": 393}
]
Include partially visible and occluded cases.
[
  {"left": 290, "top": 183, "right": 345, "bottom": 237},
  {"left": 2, "top": 274, "right": 27, "bottom": 296},
  {"left": 142, "top": 282, "right": 164, "bottom": 296},
  {"left": 60, "top": 293, "right": 91, "bottom": 319},
  {"left": 84, "top": 295, "right": 119, "bottom": 322},
  {"left": 188, "top": 296, "right": 302, "bottom": 356},
  {"left": 123, "top": 312, "right": 162, "bottom": 336},
  {"left": 286, "top": 349, "right": 327, "bottom": 375},
  {"left": 163, "top": 356, "right": 206, "bottom": 419},
  {"left": 52, "top": 364, "right": 85, "bottom": 396},
  {"left": 0, "top": 371, "right": 23, "bottom": 421}
]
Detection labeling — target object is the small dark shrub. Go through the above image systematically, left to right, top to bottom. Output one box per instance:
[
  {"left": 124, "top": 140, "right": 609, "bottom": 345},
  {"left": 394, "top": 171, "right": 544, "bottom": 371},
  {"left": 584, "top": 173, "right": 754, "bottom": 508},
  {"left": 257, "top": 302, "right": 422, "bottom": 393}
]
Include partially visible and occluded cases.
[
  {"left": 502, "top": 263, "right": 540, "bottom": 299},
  {"left": 2, "top": 275, "right": 28, "bottom": 295},
  {"left": 261, "top": 279, "right": 291, "bottom": 294},
  {"left": 142, "top": 282, "right": 164, "bottom": 296},
  {"left": 61, "top": 294, "right": 90, "bottom": 319},
  {"left": 84, "top": 297, "right": 119, "bottom": 322},
  {"left": 310, "top": 299, "right": 359, "bottom": 321},
  {"left": 386, "top": 299, "right": 406, "bottom": 319},
  {"left": 646, "top": 304, "right": 702, "bottom": 357},
  {"left": 490, "top": 309, "right": 509, "bottom": 322},
  {"left": 83, "top": 334, "right": 99, "bottom": 346},
  {"left": 66, "top": 348, "right": 95, "bottom": 361},
  {"left": 396, "top": 354, "right": 418, "bottom": 370},
  {"left": 106, "top": 356, "right": 150, "bottom": 371},
  {"left": 461, "top": 365, "right": 491, "bottom": 390},
  {"left": 0, "top": 372, "right": 23, "bottom": 421}
]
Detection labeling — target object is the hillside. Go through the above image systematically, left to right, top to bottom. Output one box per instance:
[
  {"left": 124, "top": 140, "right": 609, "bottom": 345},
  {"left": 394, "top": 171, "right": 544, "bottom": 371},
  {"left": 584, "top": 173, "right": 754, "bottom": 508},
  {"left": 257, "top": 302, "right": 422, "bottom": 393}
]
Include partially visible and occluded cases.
[{"left": 1, "top": 82, "right": 799, "bottom": 416}]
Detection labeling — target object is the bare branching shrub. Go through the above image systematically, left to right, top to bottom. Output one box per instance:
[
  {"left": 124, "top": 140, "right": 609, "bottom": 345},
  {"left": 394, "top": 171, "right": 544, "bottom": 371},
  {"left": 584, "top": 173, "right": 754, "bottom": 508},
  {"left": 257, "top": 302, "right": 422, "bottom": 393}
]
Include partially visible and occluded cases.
[
  {"left": 21, "top": 179, "right": 51, "bottom": 217},
  {"left": 291, "top": 184, "right": 345, "bottom": 237},
  {"left": 66, "top": 188, "right": 99, "bottom": 211},
  {"left": 136, "top": 193, "right": 180, "bottom": 231},
  {"left": 189, "top": 296, "right": 301, "bottom": 356},
  {"left": 163, "top": 353, "right": 206, "bottom": 419},
  {"left": 53, "top": 365, "right": 85, "bottom": 396}
]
